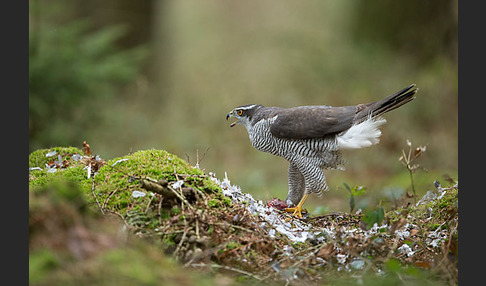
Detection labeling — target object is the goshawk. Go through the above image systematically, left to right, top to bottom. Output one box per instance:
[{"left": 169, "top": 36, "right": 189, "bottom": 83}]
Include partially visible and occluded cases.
[{"left": 226, "top": 84, "right": 418, "bottom": 217}]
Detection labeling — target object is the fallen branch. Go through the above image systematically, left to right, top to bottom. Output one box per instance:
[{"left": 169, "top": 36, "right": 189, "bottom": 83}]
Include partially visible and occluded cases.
[
  {"left": 141, "top": 177, "right": 196, "bottom": 209},
  {"left": 141, "top": 178, "right": 170, "bottom": 196}
]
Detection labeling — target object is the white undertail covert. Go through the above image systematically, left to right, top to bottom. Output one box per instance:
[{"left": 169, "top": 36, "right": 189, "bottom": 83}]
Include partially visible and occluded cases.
[{"left": 336, "top": 116, "right": 387, "bottom": 149}]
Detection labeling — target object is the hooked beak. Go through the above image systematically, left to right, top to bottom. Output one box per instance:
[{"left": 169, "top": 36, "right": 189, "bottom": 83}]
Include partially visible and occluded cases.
[{"left": 226, "top": 111, "right": 237, "bottom": 127}]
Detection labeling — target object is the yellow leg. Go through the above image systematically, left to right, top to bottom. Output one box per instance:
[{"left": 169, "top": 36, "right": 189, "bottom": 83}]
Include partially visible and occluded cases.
[{"left": 284, "top": 194, "right": 309, "bottom": 218}]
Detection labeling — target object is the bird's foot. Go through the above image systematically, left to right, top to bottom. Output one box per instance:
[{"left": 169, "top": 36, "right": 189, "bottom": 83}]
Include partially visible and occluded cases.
[
  {"left": 284, "top": 194, "right": 309, "bottom": 218},
  {"left": 284, "top": 205, "right": 307, "bottom": 218}
]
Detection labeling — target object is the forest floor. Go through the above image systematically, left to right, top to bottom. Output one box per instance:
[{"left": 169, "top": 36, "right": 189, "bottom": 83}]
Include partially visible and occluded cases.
[{"left": 29, "top": 145, "right": 458, "bottom": 285}]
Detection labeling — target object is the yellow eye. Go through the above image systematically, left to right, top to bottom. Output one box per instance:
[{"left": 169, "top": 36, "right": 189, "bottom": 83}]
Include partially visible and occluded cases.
[{"left": 237, "top": 110, "right": 243, "bottom": 116}]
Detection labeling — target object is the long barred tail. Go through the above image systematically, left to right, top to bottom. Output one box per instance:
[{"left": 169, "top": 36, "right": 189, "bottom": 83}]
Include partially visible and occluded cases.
[
  {"left": 337, "top": 84, "right": 417, "bottom": 150},
  {"left": 355, "top": 84, "right": 418, "bottom": 123}
]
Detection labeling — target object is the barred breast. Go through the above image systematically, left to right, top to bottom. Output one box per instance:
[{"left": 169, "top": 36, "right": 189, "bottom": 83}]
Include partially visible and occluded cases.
[{"left": 249, "top": 118, "right": 344, "bottom": 170}]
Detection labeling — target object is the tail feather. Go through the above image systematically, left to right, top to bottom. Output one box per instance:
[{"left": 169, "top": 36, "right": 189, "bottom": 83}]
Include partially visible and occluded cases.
[
  {"left": 338, "top": 84, "right": 417, "bottom": 150},
  {"left": 355, "top": 84, "right": 418, "bottom": 123}
]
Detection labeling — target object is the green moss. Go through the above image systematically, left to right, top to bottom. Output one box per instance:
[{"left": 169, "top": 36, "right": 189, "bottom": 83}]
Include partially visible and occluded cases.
[
  {"left": 29, "top": 146, "right": 85, "bottom": 169},
  {"left": 29, "top": 147, "right": 91, "bottom": 197},
  {"left": 29, "top": 148, "right": 222, "bottom": 218},
  {"left": 93, "top": 149, "right": 220, "bottom": 217},
  {"left": 101, "top": 149, "right": 205, "bottom": 179},
  {"left": 30, "top": 165, "right": 90, "bottom": 189},
  {"left": 29, "top": 166, "right": 92, "bottom": 217},
  {"left": 202, "top": 178, "right": 221, "bottom": 193},
  {"left": 385, "top": 185, "right": 458, "bottom": 234},
  {"left": 206, "top": 192, "right": 233, "bottom": 209},
  {"left": 207, "top": 194, "right": 232, "bottom": 209},
  {"left": 222, "top": 196, "right": 233, "bottom": 207},
  {"left": 208, "top": 199, "right": 220, "bottom": 208},
  {"left": 171, "top": 206, "right": 181, "bottom": 215},
  {"left": 426, "top": 223, "right": 441, "bottom": 231},
  {"left": 163, "top": 233, "right": 177, "bottom": 246},
  {"left": 225, "top": 241, "right": 241, "bottom": 250},
  {"left": 29, "top": 248, "right": 61, "bottom": 284}
]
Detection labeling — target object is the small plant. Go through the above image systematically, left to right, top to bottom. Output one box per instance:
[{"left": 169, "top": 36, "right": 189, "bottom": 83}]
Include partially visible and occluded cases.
[
  {"left": 398, "top": 140, "right": 426, "bottom": 203},
  {"left": 343, "top": 183, "right": 366, "bottom": 213}
]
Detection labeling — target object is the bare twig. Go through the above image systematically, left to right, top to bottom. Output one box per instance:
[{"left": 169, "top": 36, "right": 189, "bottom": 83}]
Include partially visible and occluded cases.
[
  {"left": 399, "top": 140, "right": 426, "bottom": 203},
  {"left": 195, "top": 147, "right": 210, "bottom": 168},
  {"left": 173, "top": 172, "right": 194, "bottom": 210},
  {"left": 172, "top": 173, "right": 209, "bottom": 179},
  {"left": 90, "top": 176, "right": 104, "bottom": 214},
  {"left": 168, "top": 185, "right": 193, "bottom": 209},
  {"left": 192, "top": 186, "right": 207, "bottom": 205},
  {"left": 102, "top": 188, "right": 119, "bottom": 210},
  {"left": 144, "top": 193, "right": 155, "bottom": 213},
  {"left": 158, "top": 196, "right": 164, "bottom": 225},
  {"left": 213, "top": 222, "right": 254, "bottom": 233},
  {"left": 173, "top": 223, "right": 189, "bottom": 258},
  {"left": 191, "top": 263, "right": 263, "bottom": 281}
]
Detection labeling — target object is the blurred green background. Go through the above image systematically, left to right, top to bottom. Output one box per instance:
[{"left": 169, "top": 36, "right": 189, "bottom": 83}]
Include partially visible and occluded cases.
[{"left": 29, "top": 0, "right": 457, "bottom": 213}]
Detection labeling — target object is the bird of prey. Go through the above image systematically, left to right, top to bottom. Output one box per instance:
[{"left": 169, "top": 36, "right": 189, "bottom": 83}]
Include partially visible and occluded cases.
[{"left": 226, "top": 84, "right": 418, "bottom": 218}]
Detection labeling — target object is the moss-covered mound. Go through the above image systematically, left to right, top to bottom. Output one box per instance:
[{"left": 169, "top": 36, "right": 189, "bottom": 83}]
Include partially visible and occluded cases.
[
  {"left": 29, "top": 146, "right": 458, "bottom": 285},
  {"left": 29, "top": 147, "right": 90, "bottom": 190},
  {"left": 29, "top": 147, "right": 267, "bottom": 285},
  {"left": 93, "top": 149, "right": 220, "bottom": 216}
]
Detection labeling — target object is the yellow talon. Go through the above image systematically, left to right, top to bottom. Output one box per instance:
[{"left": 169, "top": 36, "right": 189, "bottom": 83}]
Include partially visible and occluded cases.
[
  {"left": 284, "top": 194, "right": 309, "bottom": 218},
  {"left": 284, "top": 206, "right": 304, "bottom": 218}
]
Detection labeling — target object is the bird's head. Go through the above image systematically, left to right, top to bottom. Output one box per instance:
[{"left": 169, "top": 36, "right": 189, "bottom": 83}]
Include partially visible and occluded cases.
[{"left": 226, "top": 104, "right": 263, "bottom": 130}]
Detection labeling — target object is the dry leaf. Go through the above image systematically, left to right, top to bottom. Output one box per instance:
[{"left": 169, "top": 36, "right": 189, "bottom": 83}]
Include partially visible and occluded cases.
[
  {"left": 83, "top": 141, "right": 92, "bottom": 155},
  {"left": 316, "top": 243, "right": 336, "bottom": 260}
]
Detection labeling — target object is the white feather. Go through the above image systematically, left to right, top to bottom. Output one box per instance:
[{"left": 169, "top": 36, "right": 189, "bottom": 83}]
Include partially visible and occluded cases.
[{"left": 337, "top": 117, "right": 387, "bottom": 149}]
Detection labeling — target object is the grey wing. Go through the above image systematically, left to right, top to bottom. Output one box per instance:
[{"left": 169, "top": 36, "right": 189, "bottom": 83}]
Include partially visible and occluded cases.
[{"left": 269, "top": 105, "right": 357, "bottom": 139}]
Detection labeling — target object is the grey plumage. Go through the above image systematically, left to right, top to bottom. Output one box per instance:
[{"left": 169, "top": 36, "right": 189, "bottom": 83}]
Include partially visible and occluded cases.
[{"left": 226, "top": 84, "right": 418, "bottom": 210}]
